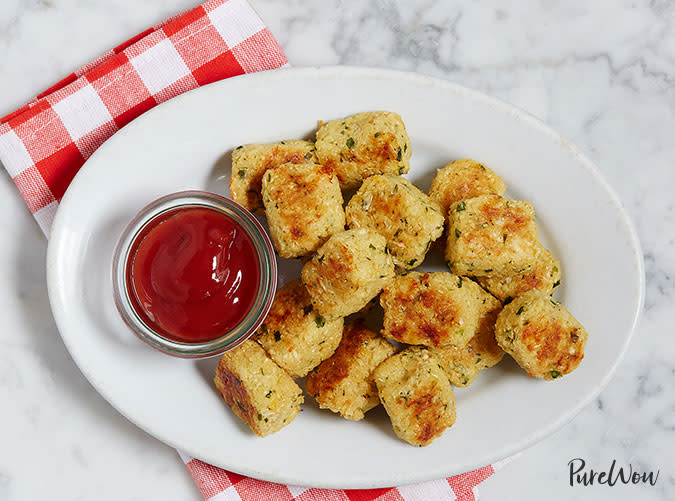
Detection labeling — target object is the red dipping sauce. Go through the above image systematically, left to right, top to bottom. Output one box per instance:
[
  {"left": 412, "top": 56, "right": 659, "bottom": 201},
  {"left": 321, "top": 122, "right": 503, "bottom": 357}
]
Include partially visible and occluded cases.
[{"left": 126, "top": 207, "right": 260, "bottom": 343}]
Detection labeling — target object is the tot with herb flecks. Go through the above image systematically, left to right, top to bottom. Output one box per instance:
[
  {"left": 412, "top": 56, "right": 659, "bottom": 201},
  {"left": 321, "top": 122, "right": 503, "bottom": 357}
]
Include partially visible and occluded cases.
[
  {"left": 315, "top": 111, "right": 411, "bottom": 190},
  {"left": 230, "top": 140, "right": 317, "bottom": 211},
  {"left": 428, "top": 159, "right": 506, "bottom": 220},
  {"left": 261, "top": 162, "right": 345, "bottom": 258},
  {"left": 345, "top": 175, "right": 444, "bottom": 269},
  {"left": 445, "top": 195, "right": 541, "bottom": 277},
  {"left": 301, "top": 228, "right": 395, "bottom": 319},
  {"left": 477, "top": 246, "right": 562, "bottom": 302},
  {"left": 380, "top": 272, "right": 483, "bottom": 348},
  {"left": 254, "top": 279, "right": 343, "bottom": 378},
  {"left": 428, "top": 285, "right": 503, "bottom": 387},
  {"left": 494, "top": 290, "right": 588, "bottom": 380},
  {"left": 306, "top": 321, "right": 396, "bottom": 421},
  {"left": 214, "top": 340, "right": 304, "bottom": 437},
  {"left": 374, "top": 346, "right": 457, "bottom": 447}
]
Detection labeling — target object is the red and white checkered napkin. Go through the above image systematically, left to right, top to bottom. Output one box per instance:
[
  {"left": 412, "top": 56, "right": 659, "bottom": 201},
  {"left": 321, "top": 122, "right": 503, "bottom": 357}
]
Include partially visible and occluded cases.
[
  {"left": 0, "top": 0, "right": 286, "bottom": 236},
  {"left": 0, "top": 1, "right": 513, "bottom": 498},
  {"left": 180, "top": 453, "right": 517, "bottom": 501}
]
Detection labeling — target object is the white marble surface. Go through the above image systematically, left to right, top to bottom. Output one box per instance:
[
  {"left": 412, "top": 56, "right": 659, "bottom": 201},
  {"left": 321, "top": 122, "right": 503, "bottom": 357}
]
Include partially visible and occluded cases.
[{"left": 0, "top": 0, "right": 673, "bottom": 499}]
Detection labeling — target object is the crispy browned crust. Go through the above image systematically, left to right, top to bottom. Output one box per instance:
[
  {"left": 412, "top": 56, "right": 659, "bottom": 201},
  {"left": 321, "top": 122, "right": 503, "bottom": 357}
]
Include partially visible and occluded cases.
[
  {"left": 315, "top": 111, "right": 411, "bottom": 190},
  {"left": 323, "top": 131, "right": 398, "bottom": 181},
  {"left": 230, "top": 141, "right": 317, "bottom": 210},
  {"left": 429, "top": 159, "right": 506, "bottom": 217},
  {"left": 262, "top": 162, "right": 345, "bottom": 258},
  {"left": 271, "top": 165, "right": 330, "bottom": 235},
  {"left": 345, "top": 175, "right": 444, "bottom": 269},
  {"left": 446, "top": 195, "right": 540, "bottom": 277},
  {"left": 301, "top": 229, "right": 394, "bottom": 319},
  {"left": 476, "top": 247, "right": 561, "bottom": 302},
  {"left": 380, "top": 272, "right": 482, "bottom": 348},
  {"left": 254, "top": 279, "right": 343, "bottom": 377},
  {"left": 265, "top": 279, "right": 308, "bottom": 321},
  {"left": 430, "top": 289, "right": 504, "bottom": 387},
  {"left": 495, "top": 291, "right": 588, "bottom": 380},
  {"left": 473, "top": 307, "right": 504, "bottom": 363},
  {"left": 521, "top": 318, "right": 585, "bottom": 374},
  {"left": 305, "top": 321, "right": 395, "bottom": 420},
  {"left": 307, "top": 322, "right": 376, "bottom": 396},
  {"left": 213, "top": 341, "right": 303, "bottom": 436},
  {"left": 374, "top": 347, "right": 456, "bottom": 446},
  {"left": 214, "top": 358, "right": 257, "bottom": 430},
  {"left": 405, "top": 386, "right": 448, "bottom": 445}
]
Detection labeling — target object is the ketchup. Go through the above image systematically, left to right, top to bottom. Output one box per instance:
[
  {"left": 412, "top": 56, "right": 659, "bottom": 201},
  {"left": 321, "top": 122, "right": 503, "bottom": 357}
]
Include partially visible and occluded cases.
[{"left": 126, "top": 207, "right": 260, "bottom": 343}]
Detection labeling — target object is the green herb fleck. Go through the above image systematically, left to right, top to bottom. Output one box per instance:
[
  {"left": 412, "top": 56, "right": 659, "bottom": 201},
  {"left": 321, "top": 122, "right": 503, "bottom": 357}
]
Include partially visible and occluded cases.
[
  {"left": 374, "top": 131, "right": 381, "bottom": 137},
  {"left": 346, "top": 137, "right": 355, "bottom": 148},
  {"left": 404, "top": 143, "right": 407, "bottom": 152},
  {"left": 235, "top": 145, "right": 243, "bottom": 150},
  {"left": 396, "top": 147, "right": 402, "bottom": 162},
  {"left": 398, "top": 167, "right": 404, "bottom": 175},
  {"left": 237, "top": 169, "right": 246, "bottom": 178},
  {"left": 455, "top": 201, "right": 466, "bottom": 212},
  {"left": 455, "top": 228, "right": 461, "bottom": 239},
  {"left": 503, "top": 233, "right": 508, "bottom": 243},
  {"left": 369, "top": 243, "right": 376, "bottom": 250},
  {"left": 408, "top": 259, "right": 417, "bottom": 267},
  {"left": 553, "top": 266, "right": 559, "bottom": 273},
  {"left": 484, "top": 269, "right": 493, "bottom": 273},
  {"left": 458, "top": 276, "right": 463, "bottom": 288},
  {"left": 552, "top": 280, "right": 561, "bottom": 288},
  {"left": 550, "top": 299, "right": 559, "bottom": 306},
  {"left": 516, "top": 306, "right": 524, "bottom": 315},
  {"left": 315, "top": 316, "right": 326, "bottom": 328},
  {"left": 550, "top": 370, "right": 561, "bottom": 379},
  {"left": 265, "top": 390, "right": 273, "bottom": 398},
  {"left": 236, "top": 400, "right": 245, "bottom": 411},
  {"left": 257, "top": 413, "right": 263, "bottom": 421}
]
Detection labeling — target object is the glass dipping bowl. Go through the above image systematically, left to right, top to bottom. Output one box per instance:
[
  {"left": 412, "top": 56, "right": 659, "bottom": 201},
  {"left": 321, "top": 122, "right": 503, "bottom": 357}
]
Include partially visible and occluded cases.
[{"left": 112, "top": 191, "right": 277, "bottom": 358}]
